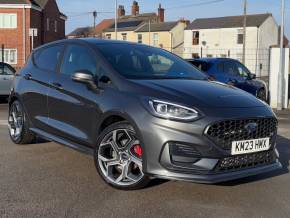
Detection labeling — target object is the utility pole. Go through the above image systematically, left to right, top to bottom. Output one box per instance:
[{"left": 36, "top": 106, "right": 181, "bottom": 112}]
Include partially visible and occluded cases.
[
  {"left": 115, "top": 0, "right": 118, "bottom": 40},
  {"left": 242, "top": 0, "right": 247, "bottom": 65},
  {"left": 277, "top": 0, "right": 285, "bottom": 110},
  {"left": 93, "top": 11, "right": 97, "bottom": 37},
  {"left": 149, "top": 20, "right": 151, "bottom": 46}
]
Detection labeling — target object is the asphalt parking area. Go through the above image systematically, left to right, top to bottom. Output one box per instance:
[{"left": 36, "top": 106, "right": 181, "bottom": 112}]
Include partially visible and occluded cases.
[{"left": 0, "top": 104, "right": 290, "bottom": 218}]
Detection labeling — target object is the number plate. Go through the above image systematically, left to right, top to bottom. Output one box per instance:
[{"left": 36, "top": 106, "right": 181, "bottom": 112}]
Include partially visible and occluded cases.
[{"left": 231, "top": 138, "right": 270, "bottom": 155}]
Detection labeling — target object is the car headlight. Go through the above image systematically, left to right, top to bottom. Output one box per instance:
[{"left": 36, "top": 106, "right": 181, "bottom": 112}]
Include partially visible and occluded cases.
[{"left": 149, "top": 100, "right": 199, "bottom": 121}]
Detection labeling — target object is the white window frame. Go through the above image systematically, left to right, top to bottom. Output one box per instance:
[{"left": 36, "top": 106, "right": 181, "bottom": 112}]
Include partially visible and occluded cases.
[
  {"left": 0, "top": 13, "right": 17, "bottom": 29},
  {"left": 46, "top": 18, "right": 50, "bottom": 31},
  {"left": 54, "top": 20, "right": 57, "bottom": 32},
  {"left": 121, "top": 33, "right": 127, "bottom": 41},
  {"left": 153, "top": 33, "right": 159, "bottom": 46},
  {"left": 106, "top": 34, "right": 111, "bottom": 39},
  {"left": 137, "top": 34, "right": 142, "bottom": 43},
  {"left": 0, "top": 49, "right": 17, "bottom": 65}
]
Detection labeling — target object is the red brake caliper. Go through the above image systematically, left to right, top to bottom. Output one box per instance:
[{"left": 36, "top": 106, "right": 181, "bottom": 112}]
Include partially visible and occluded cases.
[{"left": 131, "top": 144, "right": 142, "bottom": 158}]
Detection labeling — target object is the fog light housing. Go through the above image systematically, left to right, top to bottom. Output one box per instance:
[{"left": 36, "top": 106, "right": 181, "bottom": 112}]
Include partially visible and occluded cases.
[{"left": 169, "top": 142, "right": 201, "bottom": 165}]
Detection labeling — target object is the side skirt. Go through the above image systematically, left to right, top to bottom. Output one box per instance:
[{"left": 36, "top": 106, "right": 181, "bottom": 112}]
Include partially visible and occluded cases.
[{"left": 30, "top": 128, "right": 94, "bottom": 156}]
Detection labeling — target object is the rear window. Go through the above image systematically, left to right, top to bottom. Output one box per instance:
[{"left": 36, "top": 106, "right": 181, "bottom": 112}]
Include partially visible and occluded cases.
[
  {"left": 33, "top": 45, "right": 64, "bottom": 71},
  {"left": 189, "top": 61, "right": 212, "bottom": 72}
]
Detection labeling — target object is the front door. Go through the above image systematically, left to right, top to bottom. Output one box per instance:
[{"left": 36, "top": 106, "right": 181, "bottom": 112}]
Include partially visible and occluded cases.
[{"left": 47, "top": 43, "right": 101, "bottom": 146}]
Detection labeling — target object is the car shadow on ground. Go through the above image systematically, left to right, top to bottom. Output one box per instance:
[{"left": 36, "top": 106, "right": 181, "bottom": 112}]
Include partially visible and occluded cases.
[{"left": 218, "top": 135, "right": 290, "bottom": 186}]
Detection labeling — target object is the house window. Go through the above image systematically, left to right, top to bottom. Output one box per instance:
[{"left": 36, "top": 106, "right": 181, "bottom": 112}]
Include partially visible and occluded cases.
[
  {"left": 0, "top": 13, "right": 17, "bottom": 28},
  {"left": 46, "top": 18, "right": 50, "bottom": 31},
  {"left": 54, "top": 20, "right": 58, "bottom": 32},
  {"left": 237, "top": 29, "right": 244, "bottom": 44},
  {"left": 192, "top": 31, "right": 199, "bottom": 45},
  {"left": 121, "top": 33, "right": 127, "bottom": 41},
  {"left": 153, "top": 33, "right": 159, "bottom": 46},
  {"left": 106, "top": 34, "right": 111, "bottom": 39},
  {"left": 137, "top": 34, "right": 142, "bottom": 43},
  {"left": 0, "top": 49, "right": 17, "bottom": 64},
  {"left": 192, "top": 53, "right": 199, "bottom": 58},
  {"left": 206, "top": 54, "right": 213, "bottom": 58},
  {"left": 220, "top": 54, "right": 227, "bottom": 58}
]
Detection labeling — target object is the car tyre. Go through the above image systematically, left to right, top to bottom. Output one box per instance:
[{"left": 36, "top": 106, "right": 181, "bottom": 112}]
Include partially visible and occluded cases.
[
  {"left": 8, "top": 100, "right": 35, "bottom": 144},
  {"left": 94, "top": 121, "right": 150, "bottom": 190}
]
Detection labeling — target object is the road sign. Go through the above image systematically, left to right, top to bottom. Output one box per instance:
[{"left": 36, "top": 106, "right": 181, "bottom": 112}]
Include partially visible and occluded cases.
[{"left": 29, "top": 28, "right": 38, "bottom": 37}]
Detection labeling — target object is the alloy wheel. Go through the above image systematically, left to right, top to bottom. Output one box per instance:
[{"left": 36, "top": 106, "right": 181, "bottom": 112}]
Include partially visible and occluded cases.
[
  {"left": 8, "top": 102, "right": 24, "bottom": 141},
  {"left": 97, "top": 128, "right": 144, "bottom": 186}
]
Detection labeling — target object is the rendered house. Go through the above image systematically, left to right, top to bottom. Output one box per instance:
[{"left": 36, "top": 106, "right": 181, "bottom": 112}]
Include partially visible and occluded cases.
[
  {"left": 0, "top": 0, "right": 66, "bottom": 68},
  {"left": 184, "top": 14, "right": 280, "bottom": 76}
]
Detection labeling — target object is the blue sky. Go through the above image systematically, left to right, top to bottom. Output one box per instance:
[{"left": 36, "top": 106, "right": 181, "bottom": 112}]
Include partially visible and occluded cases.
[{"left": 56, "top": 0, "right": 290, "bottom": 38}]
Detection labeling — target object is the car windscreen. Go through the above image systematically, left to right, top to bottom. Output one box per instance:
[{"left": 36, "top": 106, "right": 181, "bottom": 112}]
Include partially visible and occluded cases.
[
  {"left": 96, "top": 43, "right": 207, "bottom": 80},
  {"left": 188, "top": 60, "right": 212, "bottom": 73}
]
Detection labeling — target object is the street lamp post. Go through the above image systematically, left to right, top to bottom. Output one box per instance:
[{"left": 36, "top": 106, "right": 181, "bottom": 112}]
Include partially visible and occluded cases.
[
  {"left": 115, "top": 0, "right": 118, "bottom": 40},
  {"left": 277, "top": 0, "right": 285, "bottom": 110}
]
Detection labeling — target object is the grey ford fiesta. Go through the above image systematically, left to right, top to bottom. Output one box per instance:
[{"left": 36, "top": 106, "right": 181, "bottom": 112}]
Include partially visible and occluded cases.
[{"left": 8, "top": 38, "right": 281, "bottom": 190}]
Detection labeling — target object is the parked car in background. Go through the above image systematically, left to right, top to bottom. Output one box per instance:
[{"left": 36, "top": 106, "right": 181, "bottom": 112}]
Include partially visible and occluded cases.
[
  {"left": 8, "top": 39, "right": 280, "bottom": 190},
  {"left": 187, "top": 58, "right": 268, "bottom": 102},
  {"left": 0, "top": 62, "right": 15, "bottom": 98}
]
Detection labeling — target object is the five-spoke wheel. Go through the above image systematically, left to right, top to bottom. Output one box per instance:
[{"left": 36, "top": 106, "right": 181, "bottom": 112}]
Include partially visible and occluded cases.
[
  {"left": 8, "top": 100, "right": 35, "bottom": 144},
  {"left": 94, "top": 122, "right": 150, "bottom": 190}
]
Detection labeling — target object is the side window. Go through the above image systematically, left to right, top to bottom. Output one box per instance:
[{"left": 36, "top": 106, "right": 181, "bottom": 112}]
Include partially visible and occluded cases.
[
  {"left": 34, "top": 45, "right": 64, "bottom": 71},
  {"left": 60, "top": 45, "right": 97, "bottom": 76},
  {"left": 224, "top": 61, "right": 239, "bottom": 76},
  {"left": 235, "top": 62, "right": 251, "bottom": 78},
  {"left": 0, "top": 65, "right": 14, "bottom": 75}
]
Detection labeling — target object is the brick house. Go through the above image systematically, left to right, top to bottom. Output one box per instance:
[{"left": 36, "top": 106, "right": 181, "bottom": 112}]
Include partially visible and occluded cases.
[{"left": 0, "top": 0, "right": 66, "bottom": 69}]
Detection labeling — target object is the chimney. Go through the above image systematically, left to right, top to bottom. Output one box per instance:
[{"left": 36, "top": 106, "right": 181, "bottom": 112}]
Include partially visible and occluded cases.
[
  {"left": 131, "top": 1, "right": 139, "bottom": 16},
  {"left": 158, "top": 4, "right": 165, "bottom": 22},
  {"left": 118, "top": 5, "right": 125, "bottom": 17}
]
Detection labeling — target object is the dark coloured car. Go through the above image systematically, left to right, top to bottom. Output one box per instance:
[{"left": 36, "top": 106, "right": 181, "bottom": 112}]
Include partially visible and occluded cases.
[
  {"left": 8, "top": 39, "right": 281, "bottom": 190},
  {"left": 187, "top": 58, "right": 268, "bottom": 102},
  {"left": 0, "top": 62, "right": 15, "bottom": 98}
]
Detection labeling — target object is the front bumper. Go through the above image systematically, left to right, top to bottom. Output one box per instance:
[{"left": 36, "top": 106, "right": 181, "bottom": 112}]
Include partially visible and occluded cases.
[
  {"left": 131, "top": 105, "right": 281, "bottom": 184},
  {"left": 147, "top": 161, "right": 282, "bottom": 184}
]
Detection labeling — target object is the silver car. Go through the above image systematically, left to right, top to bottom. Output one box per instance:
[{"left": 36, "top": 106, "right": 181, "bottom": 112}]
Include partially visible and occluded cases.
[{"left": 0, "top": 63, "right": 15, "bottom": 97}]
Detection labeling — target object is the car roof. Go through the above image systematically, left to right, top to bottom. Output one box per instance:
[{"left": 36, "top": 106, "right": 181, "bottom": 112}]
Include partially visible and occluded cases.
[
  {"left": 34, "top": 38, "right": 141, "bottom": 51},
  {"left": 186, "top": 58, "right": 237, "bottom": 63}
]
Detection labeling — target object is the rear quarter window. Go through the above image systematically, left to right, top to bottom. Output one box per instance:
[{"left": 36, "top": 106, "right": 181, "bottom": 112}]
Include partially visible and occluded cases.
[{"left": 33, "top": 44, "right": 64, "bottom": 71}]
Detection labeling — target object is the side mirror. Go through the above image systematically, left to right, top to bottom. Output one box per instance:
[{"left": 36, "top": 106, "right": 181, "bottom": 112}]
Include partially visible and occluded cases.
[
  {"left": 72, "top": 70, "right": 98, "bottom": 89},
  {"left": 249, "top": 73, "right": 256, "bottom": 80}
]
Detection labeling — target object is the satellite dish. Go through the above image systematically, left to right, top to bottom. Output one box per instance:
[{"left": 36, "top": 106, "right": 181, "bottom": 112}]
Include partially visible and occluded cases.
[{"left": 202, "top": 41, "right": 207, "bottom": 46}]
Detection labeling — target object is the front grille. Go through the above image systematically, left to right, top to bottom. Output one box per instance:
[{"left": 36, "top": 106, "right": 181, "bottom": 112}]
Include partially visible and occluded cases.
[
  {"left": 205, "top": 118, "right": 278, "bottom": 150},
  {"left": 216, "top": 150, "right": 276, "bottom": 172}
]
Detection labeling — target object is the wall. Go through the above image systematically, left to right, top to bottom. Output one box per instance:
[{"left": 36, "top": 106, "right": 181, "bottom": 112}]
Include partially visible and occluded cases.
[
  {"left": 40, "top": 0, "right": 66, "bottom": 44},
  {"left": 0, "top": 7, "right": 30, "bottom": 68},
  {"left": 257, "top": 16, "right": 279, "bottom": 77},
  {"left": 171, "top": 22, "right": 186, "bottom": 56},
  {"left": 269, "top": 47, "right": 289, "bottom": 109}
]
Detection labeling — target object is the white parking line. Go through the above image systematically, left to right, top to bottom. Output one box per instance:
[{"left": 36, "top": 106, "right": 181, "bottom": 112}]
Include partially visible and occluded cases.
[{"left": 0, "top": 120, "right": 7, "bottom": 126}]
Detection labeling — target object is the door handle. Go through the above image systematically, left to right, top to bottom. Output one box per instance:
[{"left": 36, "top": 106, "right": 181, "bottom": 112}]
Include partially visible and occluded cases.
[
  {"left": 24, "top": 73, "right": 32, "bottom": 80},
  {"left": 51, "top": 82, "right": 63, "bottom": 90}
]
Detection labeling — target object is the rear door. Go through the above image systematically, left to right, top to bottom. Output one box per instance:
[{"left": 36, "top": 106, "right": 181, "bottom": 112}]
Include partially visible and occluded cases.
[
  {"left": 46, "top": 43, "right": 101, "bottom": 146},
  {"left": 21, "top": 44, "right": 64, "bottom": 130},
  {"left": 0, "top": 64, "right": 15, "bottom": 95}
]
